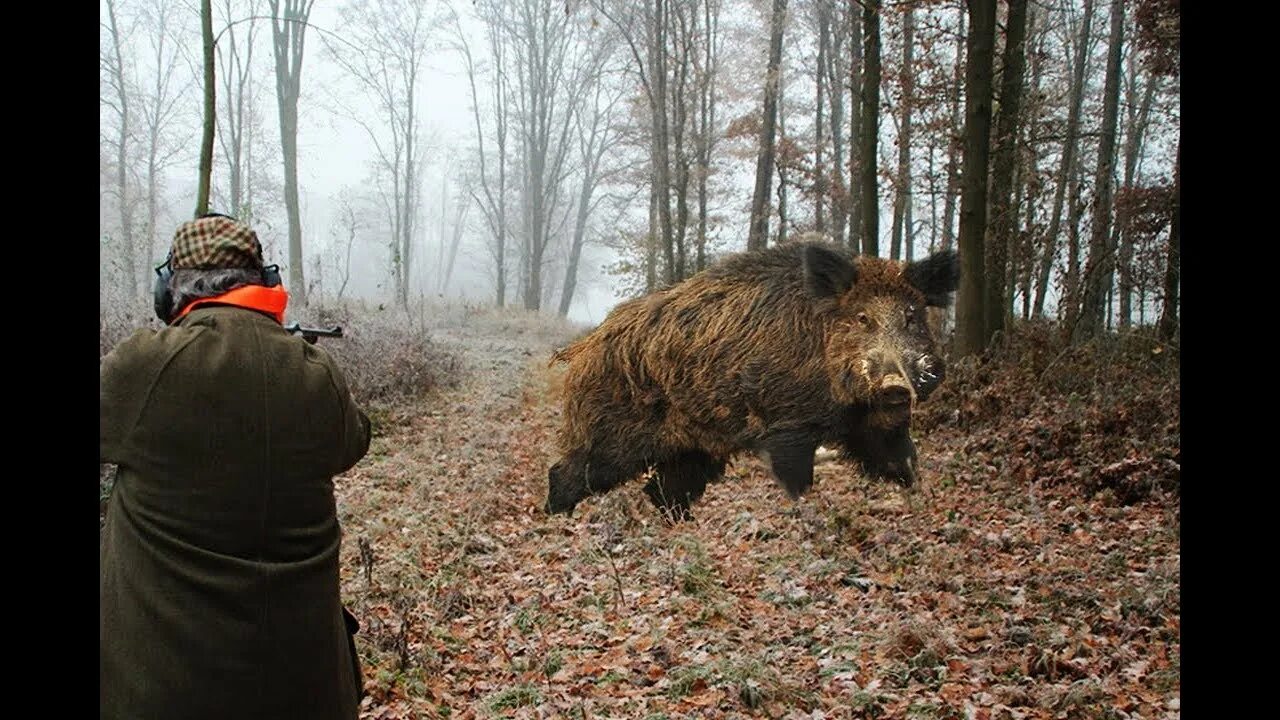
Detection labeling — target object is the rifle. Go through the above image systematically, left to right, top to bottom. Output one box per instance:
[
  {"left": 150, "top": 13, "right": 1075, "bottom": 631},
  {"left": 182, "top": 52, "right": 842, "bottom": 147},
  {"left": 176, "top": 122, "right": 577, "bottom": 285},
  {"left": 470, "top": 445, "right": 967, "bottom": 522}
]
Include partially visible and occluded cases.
[{"left": 284, "top": 321, "right": 344, "bottom": 345}]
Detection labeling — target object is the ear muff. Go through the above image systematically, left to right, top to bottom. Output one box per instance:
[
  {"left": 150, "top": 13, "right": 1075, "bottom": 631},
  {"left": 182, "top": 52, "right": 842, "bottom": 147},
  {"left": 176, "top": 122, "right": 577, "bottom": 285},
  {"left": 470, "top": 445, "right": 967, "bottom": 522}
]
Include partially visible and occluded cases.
[{"left": 153, "top": 256, "right": 174, "bottom": 323}]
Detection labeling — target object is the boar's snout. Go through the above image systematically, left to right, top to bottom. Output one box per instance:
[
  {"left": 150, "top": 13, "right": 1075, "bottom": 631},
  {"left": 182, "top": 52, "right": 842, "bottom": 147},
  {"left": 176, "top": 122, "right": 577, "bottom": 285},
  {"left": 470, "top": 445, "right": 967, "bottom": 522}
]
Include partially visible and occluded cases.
[{"left": 879, "top": 384, "right": 912, "bottom": 407}]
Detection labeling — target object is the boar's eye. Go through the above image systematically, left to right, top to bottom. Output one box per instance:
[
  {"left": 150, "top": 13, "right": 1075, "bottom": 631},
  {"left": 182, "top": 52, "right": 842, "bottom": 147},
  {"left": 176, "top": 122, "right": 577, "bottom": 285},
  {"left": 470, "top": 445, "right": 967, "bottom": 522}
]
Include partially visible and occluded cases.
[
  {"left": 904, "top": 305, "right": 916, "bottom": 327},
  {"left": 857, "top": 312, "right": 872, "bottom": 328}
]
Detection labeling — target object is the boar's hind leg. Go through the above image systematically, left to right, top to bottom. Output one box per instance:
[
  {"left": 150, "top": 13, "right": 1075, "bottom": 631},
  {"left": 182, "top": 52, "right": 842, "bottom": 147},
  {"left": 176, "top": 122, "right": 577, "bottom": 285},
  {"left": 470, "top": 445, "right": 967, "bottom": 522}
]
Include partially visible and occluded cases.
[
  {"left": 764, "top": 433, "right": 820, "bottom": 500},
  {"left": 644, "top": 451, "right": 726, "bottom": 522}
]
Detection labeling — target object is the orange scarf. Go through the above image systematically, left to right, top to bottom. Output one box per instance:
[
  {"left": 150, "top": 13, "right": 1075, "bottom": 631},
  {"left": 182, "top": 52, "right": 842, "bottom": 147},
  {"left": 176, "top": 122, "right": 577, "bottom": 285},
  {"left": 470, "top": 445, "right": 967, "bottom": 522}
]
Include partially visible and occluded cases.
[{"left": 173, "top": 284, "right": 290, "bottom": 325}]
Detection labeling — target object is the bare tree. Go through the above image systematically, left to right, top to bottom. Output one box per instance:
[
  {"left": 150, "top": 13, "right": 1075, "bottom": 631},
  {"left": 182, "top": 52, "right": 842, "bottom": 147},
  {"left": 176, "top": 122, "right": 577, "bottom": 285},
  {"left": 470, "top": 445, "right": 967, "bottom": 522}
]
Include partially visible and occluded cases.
[
  {"left": 103, "top": 0, "right": 140, "bottom": 298},
  {"left": 133, "top": 0, "right": 192, "bottom": 273},
  {"left": 198, "top": 0, "right": 216, "bottom": 217},
  {"left": 214, "top": 0, "right": 260, "bottom": 219},
  {"left": 267, "top": 0, "right": 314, "bottom": 305},
  {"left": 327, "top": 0, "right": 434, "bottom": 308},
  {"left": 504, "top": 0, "right": 587, "bottom": 310},
  {"left": 594, "top": 0, "right": 670, "bottom": 284},
  {"left": 668, "top": 0, "right": 704, "bottom": 282},
  {"left": 693, "top": 0, "right": 722, "bottom": 272},
  {"left": 747, "top": 0, "right": 788, "bottom": 251},
  {"left": 813, "top": 0, "right": 829, "bottom": 235},
  {"left": 820, "top": 0, "right": 847, "bottom": 247},
  {"left": 846, "top": 0, "right": 863, "bottom": 252},
  {"left": 858, "top": 0, "right": 881, "bottom": 256},
  {"left": 954, "top": 0, "right": 997, "bottom": 358},
  {"left": 983, "top": 0, "right": 1029, "bottom": 341},
  {"left": 1033, "top": 0, "right": 1094, "bottom": 317},
  {"left": 1073, "top": 0, "right": 1124, "bottom": 342},
  {"left": 1133, "top": 0, "right": 1178, "bottom": 340},
  {"left": 454, "top": 2, "right": 513, "bottom": 307},
  {"left": 889, "top": 4, "right": 915, "bottom": 261},
  {"left": 1016, "top": 4, "right": 1045, "bottom": 320},
  {"left": 940, "top": 6, "right": 964, "bottom": 253},
  {"left": 1116, "top": 42, "right": 1159, "bottom": 327},
  {"left": 560, "top": 65, "right": 627, "bottom": 317},
  {"left": 774, "top": 83, "right": 789, "bottom": 247},
  {"left": 1157, "top": 142, "right": 1178, "bottom": 342},
  {"left": 441, "top": 178, "right": 472, "bottom": 296},
  {"left": 329, "top": 188, "right": 362, "bottom": 301}
]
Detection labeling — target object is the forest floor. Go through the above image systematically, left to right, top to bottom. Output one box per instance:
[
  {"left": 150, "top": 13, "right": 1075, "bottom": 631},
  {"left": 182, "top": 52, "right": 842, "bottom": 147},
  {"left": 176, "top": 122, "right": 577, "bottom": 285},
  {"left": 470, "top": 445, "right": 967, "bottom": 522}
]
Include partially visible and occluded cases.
[{"left": 336, "top": 316, "right": 1181, "bottom": 720}]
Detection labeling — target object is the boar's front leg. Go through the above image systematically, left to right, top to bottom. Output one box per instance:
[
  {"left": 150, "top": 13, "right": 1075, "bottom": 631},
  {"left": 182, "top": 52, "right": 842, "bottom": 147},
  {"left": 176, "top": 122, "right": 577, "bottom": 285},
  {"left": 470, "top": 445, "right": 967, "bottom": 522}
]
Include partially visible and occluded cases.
[
  {"left": 844, "top": 422, "right": 919, "bottom": 488},
  {"left": 762, "top": 431, "right": 820, "bottom": 500},
  {"left": 644, "top": 451, "right": 727, "bottom": 522}
]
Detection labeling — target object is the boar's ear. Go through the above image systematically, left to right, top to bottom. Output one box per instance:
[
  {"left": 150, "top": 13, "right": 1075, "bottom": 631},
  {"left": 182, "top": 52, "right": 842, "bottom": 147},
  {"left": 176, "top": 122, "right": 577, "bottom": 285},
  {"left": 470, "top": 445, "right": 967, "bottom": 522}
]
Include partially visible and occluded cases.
[
  {"left": 803, "top": 244, "right": 857, "bottom": 299},
  {"left": 905, "top": 249, "right": 961, "bottom": 307}
]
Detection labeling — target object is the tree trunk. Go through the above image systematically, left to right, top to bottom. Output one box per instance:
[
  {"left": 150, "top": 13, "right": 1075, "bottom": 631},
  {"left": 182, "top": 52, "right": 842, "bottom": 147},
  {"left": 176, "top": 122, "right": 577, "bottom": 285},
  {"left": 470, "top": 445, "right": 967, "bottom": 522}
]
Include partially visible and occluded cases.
[
  {"left": 106, "top": 0, "right": 138, "bottom": 299},
  {"left": 197, "top": 0, "right": 215, "bottom": 218},
  {"left": 216, "top": 0, "right": 256, "bottom": 220},
  {"left": 269, "top": 0, "right": 313, "bottom": 307},
  {"left": 653, "top": 0, "right": 676, "bottom": 285},
  {"left": 695, "top": 0, "right": 718, "bottom": 272},
  {"left": 748, "top": 0, "right": 788, "bottom": 251},
  {"left": 824, "top": 0, "right": 846, "bottom": 247},
  {"left": 846, "top": 0, "right": 863, "bottom": 251},
  {"left": 859, "top": 0, "right": 881, "bottom": 256},
  {"left": 953, "top": 0, "right": 997, "bottom": 358},
  {"left": 983, "top": 0, "right": 1028, "bottom": 343},
  {"left": 1034, "top": 0, "right": 1093, "bottom": 317},
  {"left": 1073, "top": 0, "right": 1125, "bottom": 343},
  {"left": 890, "top": 5, "right": 914, "bottom": 261},
  {"left": 1019, "top": 6, "right": 1043, "bottom": 321},
  {"left": 672, "top": 7, "right": 692, "bottom": 282},
  {"left": 815, "top": 7, "right": 827, "bottom": 235},
  {"left": 941, "top": 7, "right": 965, "bottom": 252},
  {"left": 459, "top": 11, "right": 510, "bottom": 307},
  {"left": 1118, "top": 61, "right": 1158, "bottom": 328},
  {"left": 402, "top": 71, "right": 418, "bottom": 308},
  {"left": 776, "top": 86, "right": 788, "bottom": 246},
  {"left": 1157, "top": 139, "right": 1179, "bottom": 342},
  {"left": 1064, "top": 166, "right": 1084, "bottom": 323},
  {"left": 559, "top": 178, "right": 594, "bottom": 316},
  {"left": 646, "top": 178, "right": 658, "bottom": 292},
  {"left": 443, "top": 195, "right": 469, "bottom": 295}
]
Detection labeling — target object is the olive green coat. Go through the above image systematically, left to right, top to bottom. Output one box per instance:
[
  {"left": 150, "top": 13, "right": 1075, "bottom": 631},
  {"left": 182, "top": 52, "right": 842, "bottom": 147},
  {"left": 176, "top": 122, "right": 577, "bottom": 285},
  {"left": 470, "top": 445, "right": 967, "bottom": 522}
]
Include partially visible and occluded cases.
[{"left": 100, "top": 305, "right": 371, "bottom": 720}]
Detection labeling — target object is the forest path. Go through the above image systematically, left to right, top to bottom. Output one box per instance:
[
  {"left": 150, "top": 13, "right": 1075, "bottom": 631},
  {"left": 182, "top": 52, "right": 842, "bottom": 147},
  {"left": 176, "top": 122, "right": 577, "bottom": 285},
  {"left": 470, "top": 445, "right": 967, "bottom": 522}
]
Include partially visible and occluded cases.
[{"left": 337, "top": 320, "right": 1180, "bottom": 720}]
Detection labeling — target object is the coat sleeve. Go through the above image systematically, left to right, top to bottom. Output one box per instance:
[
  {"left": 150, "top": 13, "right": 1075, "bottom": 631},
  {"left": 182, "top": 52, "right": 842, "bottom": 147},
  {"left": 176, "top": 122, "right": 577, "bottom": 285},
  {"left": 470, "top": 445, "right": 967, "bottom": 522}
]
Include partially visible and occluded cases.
[
  {"left": 100, "top": 327, "right": 200, "bottom": 465},
  {"left": 100, "top": 329, "right": 155, "bottom": 465},
  {"left": 324, "top": 355, "right": 371, "bottom": 475}
]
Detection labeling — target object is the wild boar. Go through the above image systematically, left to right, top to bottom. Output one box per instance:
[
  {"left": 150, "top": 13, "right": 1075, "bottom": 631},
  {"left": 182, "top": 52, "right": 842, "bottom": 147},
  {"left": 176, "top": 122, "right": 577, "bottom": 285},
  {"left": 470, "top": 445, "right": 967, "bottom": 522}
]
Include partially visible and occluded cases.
[{"left": 545, "top": 240, "right": 961, "bottom": 520}]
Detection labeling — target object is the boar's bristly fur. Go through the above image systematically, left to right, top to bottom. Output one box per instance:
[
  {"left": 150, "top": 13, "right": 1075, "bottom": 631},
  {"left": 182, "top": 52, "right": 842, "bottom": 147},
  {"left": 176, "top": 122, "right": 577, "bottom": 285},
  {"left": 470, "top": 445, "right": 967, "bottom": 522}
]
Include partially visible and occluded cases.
[{"left": 546, "top": 241, "right": 960, "bottom": 521}]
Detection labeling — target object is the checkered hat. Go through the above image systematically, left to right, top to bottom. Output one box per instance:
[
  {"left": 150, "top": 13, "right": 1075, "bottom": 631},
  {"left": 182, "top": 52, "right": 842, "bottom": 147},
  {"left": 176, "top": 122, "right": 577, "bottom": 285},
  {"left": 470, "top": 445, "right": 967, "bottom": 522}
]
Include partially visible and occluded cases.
[{"left": 168, "top": 215, "right": 265, "bottom": 270}]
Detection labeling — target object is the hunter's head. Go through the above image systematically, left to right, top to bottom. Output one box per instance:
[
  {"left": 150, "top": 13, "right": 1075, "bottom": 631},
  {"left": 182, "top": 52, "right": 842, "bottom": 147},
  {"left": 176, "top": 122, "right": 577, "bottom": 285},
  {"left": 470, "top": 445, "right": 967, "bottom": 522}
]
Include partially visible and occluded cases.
[{"left": 153, "top": 213, "right": 285, "bottom": 324}]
